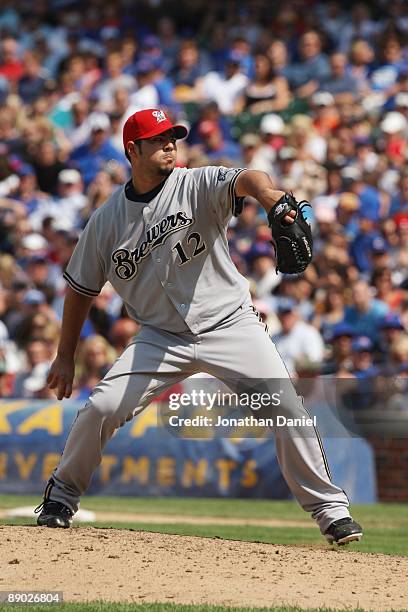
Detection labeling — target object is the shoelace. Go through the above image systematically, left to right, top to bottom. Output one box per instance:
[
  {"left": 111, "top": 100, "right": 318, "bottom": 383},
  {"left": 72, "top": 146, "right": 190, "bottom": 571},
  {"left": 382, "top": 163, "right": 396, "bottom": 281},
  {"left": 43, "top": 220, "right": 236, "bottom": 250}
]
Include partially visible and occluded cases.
[{"left": 34, "top": 478, "right": 55, "bottom": 514}]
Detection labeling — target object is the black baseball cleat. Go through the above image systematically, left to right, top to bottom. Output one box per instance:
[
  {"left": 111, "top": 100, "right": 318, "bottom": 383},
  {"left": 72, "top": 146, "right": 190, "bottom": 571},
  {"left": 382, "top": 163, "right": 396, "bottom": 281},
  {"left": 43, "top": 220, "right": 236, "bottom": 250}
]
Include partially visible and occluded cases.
[
  {"left": 34, "top": 479, "right": 73, "bottom": 528},
  {"left": 35, "top": 500, "right": 73, "bottom": 528},
  {"left": 325, "top": 517, "right": 363, "bottom": 545}
]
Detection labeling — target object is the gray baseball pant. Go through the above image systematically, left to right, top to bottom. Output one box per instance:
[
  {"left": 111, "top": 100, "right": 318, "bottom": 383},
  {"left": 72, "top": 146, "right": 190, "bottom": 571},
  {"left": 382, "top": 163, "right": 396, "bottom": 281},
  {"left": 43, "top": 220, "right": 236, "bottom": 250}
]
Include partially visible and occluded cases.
[{"left": 49, "top": 301, "right": 350, "bottom": 533}]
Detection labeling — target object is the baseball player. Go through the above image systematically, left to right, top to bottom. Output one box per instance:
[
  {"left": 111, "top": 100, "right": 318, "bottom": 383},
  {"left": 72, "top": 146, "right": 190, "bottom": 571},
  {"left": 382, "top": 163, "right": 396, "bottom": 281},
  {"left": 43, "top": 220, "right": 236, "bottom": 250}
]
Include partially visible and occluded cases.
[{"left": 35, "top": 108, "right": 362, "bottom": 545}]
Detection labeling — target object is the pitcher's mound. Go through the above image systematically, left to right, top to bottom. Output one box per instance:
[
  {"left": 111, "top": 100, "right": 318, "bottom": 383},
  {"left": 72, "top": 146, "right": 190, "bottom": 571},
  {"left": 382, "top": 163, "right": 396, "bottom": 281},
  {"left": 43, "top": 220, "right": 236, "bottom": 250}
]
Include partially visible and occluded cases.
[{"left": 1, "top": 526, "right": 406, "bottom": 611}]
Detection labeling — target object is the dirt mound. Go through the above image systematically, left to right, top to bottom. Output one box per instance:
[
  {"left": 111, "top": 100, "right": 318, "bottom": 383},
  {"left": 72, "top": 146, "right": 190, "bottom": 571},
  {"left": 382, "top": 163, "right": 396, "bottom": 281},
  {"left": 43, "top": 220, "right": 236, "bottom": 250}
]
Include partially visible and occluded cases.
[{"left": 1, "top": 526, "right": 406, "bottom": 611}]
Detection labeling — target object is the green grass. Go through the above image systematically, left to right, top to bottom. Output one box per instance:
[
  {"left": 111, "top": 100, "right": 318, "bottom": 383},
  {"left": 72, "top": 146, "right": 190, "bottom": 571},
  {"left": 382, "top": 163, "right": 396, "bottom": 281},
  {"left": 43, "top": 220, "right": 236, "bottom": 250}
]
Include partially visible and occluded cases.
[
  {"left": 1, "top": 495, "right": 407, "bottom": 525},
  {"left": 3, "top": 495, "right": 306, "bottom": 518},
  {"left": 1, "top": 496, "right": 407, "bottom": 556},
  {"left": 0, "top": 604, "right": 370, "bottom": 612}
]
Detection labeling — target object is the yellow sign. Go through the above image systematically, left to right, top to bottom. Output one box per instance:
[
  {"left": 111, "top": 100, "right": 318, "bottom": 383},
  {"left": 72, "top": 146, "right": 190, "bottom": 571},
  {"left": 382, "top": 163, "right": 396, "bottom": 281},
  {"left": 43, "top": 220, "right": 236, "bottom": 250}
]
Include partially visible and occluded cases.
[{"left": 0, "top": 403, "right": 63, "bottom": 436}]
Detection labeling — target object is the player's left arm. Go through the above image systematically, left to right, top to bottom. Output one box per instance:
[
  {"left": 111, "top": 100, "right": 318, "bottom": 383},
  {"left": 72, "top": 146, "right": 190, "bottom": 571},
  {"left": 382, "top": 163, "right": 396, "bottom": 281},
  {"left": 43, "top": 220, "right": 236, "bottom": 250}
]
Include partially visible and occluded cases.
[{"left": 234, "top": 169, "right": 295, "bottom": 224}]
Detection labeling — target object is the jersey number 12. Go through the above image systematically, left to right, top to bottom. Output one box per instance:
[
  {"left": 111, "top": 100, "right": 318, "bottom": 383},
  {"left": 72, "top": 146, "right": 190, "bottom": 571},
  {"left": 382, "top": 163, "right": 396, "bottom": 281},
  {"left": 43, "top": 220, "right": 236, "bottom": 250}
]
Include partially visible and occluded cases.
[{"left": 173, "top": 232, "right": 206, "bottom": 265}]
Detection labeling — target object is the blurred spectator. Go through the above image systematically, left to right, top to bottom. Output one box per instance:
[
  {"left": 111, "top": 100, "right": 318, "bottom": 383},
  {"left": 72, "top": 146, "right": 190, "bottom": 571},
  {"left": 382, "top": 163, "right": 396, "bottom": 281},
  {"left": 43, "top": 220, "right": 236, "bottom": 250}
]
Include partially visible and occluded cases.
[
  {"left": 339, "top": 3, "right": 381, "bottom": 55},
  {"left": 157, "top": 17, "right": 179, "bottom": 66},
  {"left": 286, "top": 30, "right": 330, "bottom": 98},
  {"left": 138, "top": 35, "right": 163, "bottom": 67},
  {"left": 370, "top": 35, "right": 406, "bottom": 94},
  {"left": 0, "top": 36, "right": 23, "bottom": 82},
  {"left": 228, "top": 37, "right": 254, "bottom": 77},
  {"left": 267, "top": 39, "right": 290, "bottom": 80},
  {"left": 348, "top": 39, "right": 375, "bottom": 97},
  {"left": 172, "top": 40, "right": 210, "bottom": 101},
  {"left": 94, "top": 50, "right": 135, "bottom": 109},
  {"left": 18, "top": 51, "right": 48, "bottom": 103},
  {"left": 200, "top": 51, "right": 249, "bottom": 116},
  {"left": 236, "top": 53, "right": 290, "bottom": 115},
  {"left": 320, "top": 53, "right": 359, "bottom": 98},
  {"left": 128, "top": 59, "right": 160, "bottom": 110},
  {"left": 148, "top": 59, "right": 176, "bottom": 109},
  {"left": 311, "top": 91, "right": 340, "bottom": 136},
  {"left": 67, "top": 97, "right": 92, "bottom": 148},
  {"left": 379, "top": 111, "right": 407, "bottom": 167},
  {"left": 69, "top": 113, "right": 126, "bottom": 186},
  {"left": 249, "top": 113, "right": 286, "bottom": 174},
  {"left": 288, "top": 114, "right": 327, "bottom": 163},
  {"left": 197, "top": 120, "right": 241, "bottom": 163},
  {"left": 240, "top": 133, "right": 262, "bottom": 169},
  {"left": 32, "top": 140, "right": 67, "bottom": 195},
  {"left": 274, "top": 145, "right": 299, "bottom": 189},
  {"left": 11, "top": 163, "right": 50, "bottom": 217},
  {"left": 52, "top": 169, "right": 87, "bottom": 230},
  {"left": 390, "top": 169, "right": 408, "bottom": 215},
  {"left": 85, "top": 170, "right": 116, "bottom": 215},
  {"left": 229, "top": 198, "right": 258, "bottom": 255},
  {"left": 350, "top": 210, "right": 383, "bottom": 274},
  {"left": 49, "top": 228, "right": 79, "bottom": 270},
  {"left": 370, "top": 236, "right": 392, "bottom": 270},
  {"left": 247, "top": 242, "right": 280, "bottom": 299},
  {"left": 24, "top": 256, "right": 56, "bottom": 299},
  {"left": 371, "top": 266, "right": 404, "bottom": 310},
  {"left": 290, "top": 277, "right": 315, "bottom": 320},
  {"left": 344, "top": 279, "right": 389, "bottom": 343},
  {"left": 87, "top": 283, "right": 121, "bottom": 339},
  {"left": 312, "top": 286, "right": 346, "bottom": 339},
  {"left": 13, "top": 289, "right": 53, "bottom": 345},
  {"left": 272, "top": 298, "right": 324, "bottom": 375},
  {"left": 379, "top": 313, "right": 404, "bottom": 359},
  {"left": 109, "top": 318, "right": 141, "bottom": 356},
  {"left": 324, "top": 322, "right": 356, "bottom": 375},
  {"left": 389, "top": 334, "right": 408, "bottom": 368},
  {"left": 74, "top": 335, "right": 115, "bottom": 400},
  {"left": 351, "top": 336, "right": 377, "bottom": 378},
  {"left": 12, "top": 337, "right": 51, "bottom": 398},
  {"left": 0, "top": 343, "right": 14, "bottom": 397}
]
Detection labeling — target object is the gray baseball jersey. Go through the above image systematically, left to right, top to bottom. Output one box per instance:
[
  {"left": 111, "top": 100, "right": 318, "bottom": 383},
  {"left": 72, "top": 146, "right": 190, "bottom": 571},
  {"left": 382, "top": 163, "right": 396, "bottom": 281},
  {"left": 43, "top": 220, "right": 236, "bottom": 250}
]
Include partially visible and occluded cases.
[{"left": 63, "top": 166, "right": 249, "bottom": 333}]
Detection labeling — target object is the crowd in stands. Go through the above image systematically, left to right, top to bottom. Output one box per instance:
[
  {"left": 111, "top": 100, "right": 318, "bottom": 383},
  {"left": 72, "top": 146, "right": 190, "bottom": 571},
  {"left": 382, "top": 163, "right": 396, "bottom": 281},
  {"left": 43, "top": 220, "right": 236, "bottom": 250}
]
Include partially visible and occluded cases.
[{"left": 0, "top": 0, "right": 407, "bottom": 401}]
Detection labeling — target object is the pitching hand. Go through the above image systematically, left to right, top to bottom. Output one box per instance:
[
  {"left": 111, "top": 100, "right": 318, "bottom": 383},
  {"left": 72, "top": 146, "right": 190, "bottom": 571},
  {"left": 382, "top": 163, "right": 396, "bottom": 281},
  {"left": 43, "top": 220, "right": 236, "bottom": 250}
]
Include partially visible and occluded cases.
[{"left": 47, "top": 354, "right": 75, "bottom": 400}]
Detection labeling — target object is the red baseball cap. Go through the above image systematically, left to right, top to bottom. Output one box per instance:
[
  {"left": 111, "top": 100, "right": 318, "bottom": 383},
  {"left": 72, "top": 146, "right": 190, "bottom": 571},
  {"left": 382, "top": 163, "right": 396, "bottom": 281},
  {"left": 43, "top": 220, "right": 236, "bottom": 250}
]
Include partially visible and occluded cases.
[{"left": 123, "top": 109, "right": 188, "bottom": 150}]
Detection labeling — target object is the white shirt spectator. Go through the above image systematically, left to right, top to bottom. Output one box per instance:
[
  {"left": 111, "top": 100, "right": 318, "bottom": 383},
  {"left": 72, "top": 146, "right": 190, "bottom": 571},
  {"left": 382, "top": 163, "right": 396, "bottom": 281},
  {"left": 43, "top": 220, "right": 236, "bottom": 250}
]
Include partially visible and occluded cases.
[
  {"left": 200, "top": 71, "right": 249, "bottom": 115},
  {"left": 95, "top": 74, "right": 136, "bottom": 109},
  {"left": 128, "top": 84, "right": 159, "bottom": 111},
  {"left": 29, "top": 169, "right": 87, "bottom": 231},
  {"left": 273, "top": 318, "right": 324, "bottom": 375}
]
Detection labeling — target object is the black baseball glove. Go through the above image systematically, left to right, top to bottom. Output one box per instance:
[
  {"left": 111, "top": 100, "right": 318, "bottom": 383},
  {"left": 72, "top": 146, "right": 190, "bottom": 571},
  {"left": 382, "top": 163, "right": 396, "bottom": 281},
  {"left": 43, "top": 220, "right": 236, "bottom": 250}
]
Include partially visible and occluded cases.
[{"left": 267, "top": 193, "right": 313, "bottom": 274}]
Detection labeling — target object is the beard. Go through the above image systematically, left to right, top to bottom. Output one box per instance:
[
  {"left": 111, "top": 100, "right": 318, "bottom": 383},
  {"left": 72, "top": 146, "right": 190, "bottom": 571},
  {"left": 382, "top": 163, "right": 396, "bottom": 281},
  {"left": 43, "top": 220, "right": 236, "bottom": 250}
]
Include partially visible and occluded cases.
[{"left": 158, "top": 166, "right": 174, "bottom": 177}]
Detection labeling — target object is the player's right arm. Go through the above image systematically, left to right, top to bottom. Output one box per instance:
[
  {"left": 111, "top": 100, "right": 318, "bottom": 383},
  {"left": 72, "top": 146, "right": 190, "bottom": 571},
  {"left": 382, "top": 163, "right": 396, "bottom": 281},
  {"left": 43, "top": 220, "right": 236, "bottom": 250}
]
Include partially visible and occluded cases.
[{"left": 47, "top": 287, "right": 94, "bottom": 400}]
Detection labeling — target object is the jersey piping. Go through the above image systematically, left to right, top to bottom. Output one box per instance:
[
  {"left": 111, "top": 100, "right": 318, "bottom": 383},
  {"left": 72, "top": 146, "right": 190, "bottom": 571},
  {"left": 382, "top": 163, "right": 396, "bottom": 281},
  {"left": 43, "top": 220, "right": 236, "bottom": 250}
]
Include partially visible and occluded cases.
[
  {"left": 228, "top": 168, "right": 246, "bottom": 216},
  {"left": 63, "top": 270, "right": 100, "bottom": 297}
]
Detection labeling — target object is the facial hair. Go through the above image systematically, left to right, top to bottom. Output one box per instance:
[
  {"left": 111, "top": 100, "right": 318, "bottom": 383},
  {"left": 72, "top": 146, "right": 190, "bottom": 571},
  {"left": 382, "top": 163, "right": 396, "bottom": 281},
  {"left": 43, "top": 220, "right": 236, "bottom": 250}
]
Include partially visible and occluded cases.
[{"left": 158, "top": 166, "right": 174, "bottom": 177}]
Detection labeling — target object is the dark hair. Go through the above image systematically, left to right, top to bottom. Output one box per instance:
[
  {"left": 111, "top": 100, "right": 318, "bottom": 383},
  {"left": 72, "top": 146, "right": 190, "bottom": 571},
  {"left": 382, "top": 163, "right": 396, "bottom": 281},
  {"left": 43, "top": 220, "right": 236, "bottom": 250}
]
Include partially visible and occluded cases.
[
  {"left": 254, "top": 53, "right": 274, "bottom": 82},
  {"left": 371, "top": 267, "right": 392, "bottom": 286}
]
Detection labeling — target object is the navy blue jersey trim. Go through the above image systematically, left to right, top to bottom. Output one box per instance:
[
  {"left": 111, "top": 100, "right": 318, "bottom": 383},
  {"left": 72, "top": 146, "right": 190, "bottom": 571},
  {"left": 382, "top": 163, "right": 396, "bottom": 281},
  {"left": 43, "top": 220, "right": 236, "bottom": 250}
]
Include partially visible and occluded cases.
[{"left": 63, "top": 271, "right": 100, "bottom": 297}]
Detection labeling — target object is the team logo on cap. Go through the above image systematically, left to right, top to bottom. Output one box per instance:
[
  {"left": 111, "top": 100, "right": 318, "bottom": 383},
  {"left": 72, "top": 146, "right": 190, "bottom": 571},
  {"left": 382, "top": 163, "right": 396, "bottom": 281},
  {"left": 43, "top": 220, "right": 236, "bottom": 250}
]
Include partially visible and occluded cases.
[{"left": 152, "top": 110, "right": 166, "bottom": 123}]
